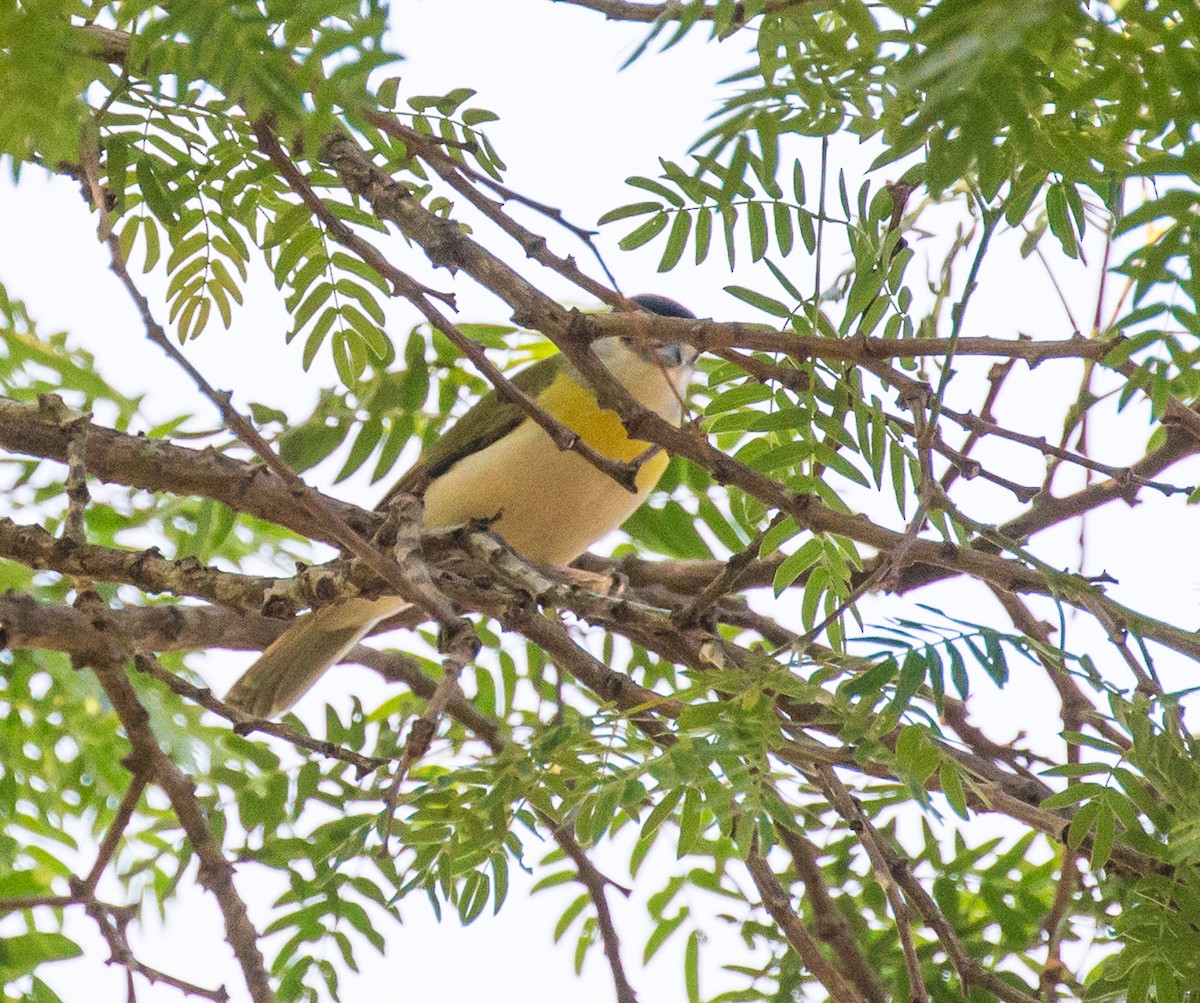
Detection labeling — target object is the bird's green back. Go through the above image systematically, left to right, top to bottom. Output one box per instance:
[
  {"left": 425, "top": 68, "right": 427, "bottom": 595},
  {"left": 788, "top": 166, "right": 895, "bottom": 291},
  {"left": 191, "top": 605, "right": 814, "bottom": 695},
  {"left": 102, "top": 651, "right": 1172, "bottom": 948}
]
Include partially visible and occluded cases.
[{"left": 376, "top": 353, "right": 565, "bottom": 509}]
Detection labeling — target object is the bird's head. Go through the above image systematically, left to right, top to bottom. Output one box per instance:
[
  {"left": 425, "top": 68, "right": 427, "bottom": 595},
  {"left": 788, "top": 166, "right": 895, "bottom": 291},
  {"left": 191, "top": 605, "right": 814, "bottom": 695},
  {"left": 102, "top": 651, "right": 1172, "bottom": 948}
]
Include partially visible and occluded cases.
[
  {"left": 593, "top": 293, "right": 698, "bottom": 417},
  {"left": 625, "top": 293, "right": 699, "bottom": 368}
]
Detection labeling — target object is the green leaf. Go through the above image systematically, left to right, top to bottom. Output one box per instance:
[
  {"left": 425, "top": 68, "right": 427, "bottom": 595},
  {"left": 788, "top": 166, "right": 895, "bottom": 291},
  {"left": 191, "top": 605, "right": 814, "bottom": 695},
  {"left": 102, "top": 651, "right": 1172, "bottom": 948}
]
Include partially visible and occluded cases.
[
  {"left": 377, "top": 76, "right": 401, "bottom": 108},
  {"left": 436, "top": 87, "right": 477, "bottom": 115},
  {"left": 462, "top": 108, "right": 500, "bottom": 126},
  {"left": 135, "top": 157, "right": 176, "bottom": 224},
  {"left": 792, "top": 160, "right": 805, "bottom": 205},
  {"left": 627, "top": 175, "right": 685, "bottom": 207},
  {"left": 1045, "top": 182, "right": 1078, "bottom": 259},
  {"left": 747, "top": 200, "right": 768, "bottom": 261},
  {"left": 598, "top": 202, "right": 663, "bottom": 225},
  {"left": 773, "top": 202, "right": 793, "bottom": 257},
  {"left": 694, "top": 206, "right": 713, "bottom": 264},
  {"left": 658, "top": 210, "right": 692, "bottom": 272},
  {"left": 619, "top": 212, "right": 669, "bottom": 251},
  {"left": 117, "top": 215, "right": 140, "bottom": 263},
  {"left": 142, "top": 217, "right": 162, "bottom": 273},
  {"left": 167, "top": 231, "right": 207, "bottom": 274},
  {"left": 291, "top": 281, "right": 334, "bottom": 336},
  {"left": 724, "top": 285, "right": 790, "bottom": 318},
  {"left": 342, "top": 304, "right": 392, "bottom": 363},
  {"left": 303, "top": 307, "right": 338, "bottom": 370},
  {"left": 333, "top": 330, "right": 367, "bottom": 384},
  {"left": 249, "top": 399, "right": 288, "bottom": 425},
  {"left": 279, "top": 417, "right": 348, "bottom": 472},
  {"left": 336, "top": 417, "right": 384, "bottom": 481},
  {"left": 772, "top": 538, "right": 821, "bottom": 595},
  {"left": 947, "top": 643, "right": 967, "bottom": 699},
  {"left": 842, "top": 656, "right": 896, "bottom": 700},
  {"left": 940, "top": 762, "right": 968, "bottom": 819},
  {"left": 1043, "top": 782, "right": 1109, "bottom": 810},
  {"left": 677, "top": 787, "right": 703, "bottom": 857},
  {"left": 639, "top": 788, "right": 684, "bottom": 846},
  {"left": 1066, "top": 798, "right": 1100, "bottom": 851},
  {"left": 1089, "top": 801, "right": 1114, "bottom": 871},
  {"left": 490, "top": 853, "right": 509, "bottom": 914},
  {"left": 531, "top": 869, "right": 576, "bottom": 893},
  {"left": 458, "top": 870, "right": 490, "bottom": 925},
  {"left": 553, "top": 892, "right": 590, "bottom": 943},
  {"left": 644, "top": 909, "right": 689, "bottom": 963},
  {"left": 684, "top": 929, "right": 701, "bottom": 1003},
  {"left": 0, "top": 932, "right": 82, "bottom": 981},
  {"left": 1155, "top": 965, "right": 1182, "bottom": 1003},
  {"left": 28, "top": 978, "right": 66, "bottom": 1003}
]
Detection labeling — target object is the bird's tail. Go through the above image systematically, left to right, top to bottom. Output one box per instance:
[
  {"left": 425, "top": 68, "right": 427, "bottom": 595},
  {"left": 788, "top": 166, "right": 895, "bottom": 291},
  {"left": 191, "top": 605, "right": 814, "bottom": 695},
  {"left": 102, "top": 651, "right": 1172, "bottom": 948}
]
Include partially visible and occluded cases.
[{"left": 224, "top": 596, "right": 412, "bottom": 718}]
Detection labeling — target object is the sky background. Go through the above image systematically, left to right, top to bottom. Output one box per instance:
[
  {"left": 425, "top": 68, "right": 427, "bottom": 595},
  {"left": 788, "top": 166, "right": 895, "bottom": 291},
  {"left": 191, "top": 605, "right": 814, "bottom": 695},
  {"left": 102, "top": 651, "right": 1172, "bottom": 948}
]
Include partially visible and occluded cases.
[{"left": 1, "top": 1, "right": 1198, "bottom": 1000}]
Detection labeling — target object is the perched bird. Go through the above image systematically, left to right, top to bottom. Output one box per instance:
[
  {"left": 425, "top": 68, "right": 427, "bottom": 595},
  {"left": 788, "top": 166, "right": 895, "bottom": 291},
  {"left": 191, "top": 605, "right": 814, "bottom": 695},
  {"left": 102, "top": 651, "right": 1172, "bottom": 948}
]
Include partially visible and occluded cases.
[{"left": 225, "top": 294, "right": 697, "bottom": 717}]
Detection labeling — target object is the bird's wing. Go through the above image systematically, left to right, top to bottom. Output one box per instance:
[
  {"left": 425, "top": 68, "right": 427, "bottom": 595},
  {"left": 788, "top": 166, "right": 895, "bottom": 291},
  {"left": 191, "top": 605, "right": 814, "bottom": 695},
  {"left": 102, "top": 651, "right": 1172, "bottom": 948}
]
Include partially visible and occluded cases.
[{"left": 376, "top": 353, "right": 564, "bottom": 509}]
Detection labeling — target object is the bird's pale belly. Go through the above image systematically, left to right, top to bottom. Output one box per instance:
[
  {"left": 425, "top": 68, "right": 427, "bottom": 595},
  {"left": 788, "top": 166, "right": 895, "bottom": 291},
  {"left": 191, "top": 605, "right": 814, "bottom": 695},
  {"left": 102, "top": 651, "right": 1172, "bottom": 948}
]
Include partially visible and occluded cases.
[{"left": 421, "top": 417, "right": 669, "bottom": 565}]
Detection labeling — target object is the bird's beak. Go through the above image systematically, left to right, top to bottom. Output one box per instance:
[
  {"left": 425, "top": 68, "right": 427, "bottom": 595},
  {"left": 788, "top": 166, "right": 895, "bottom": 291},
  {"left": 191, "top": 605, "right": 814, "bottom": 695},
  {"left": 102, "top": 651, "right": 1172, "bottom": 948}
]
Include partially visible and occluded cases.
[{"left": 654, "top": 342, "right": 699, "bottom": 368}]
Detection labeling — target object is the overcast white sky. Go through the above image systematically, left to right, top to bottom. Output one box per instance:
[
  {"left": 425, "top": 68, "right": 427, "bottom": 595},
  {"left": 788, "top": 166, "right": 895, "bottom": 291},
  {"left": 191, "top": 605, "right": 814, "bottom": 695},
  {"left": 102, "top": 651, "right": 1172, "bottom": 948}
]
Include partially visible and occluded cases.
[{"left": 2, "top": 2, "right": 1198, "bottom": 1001}]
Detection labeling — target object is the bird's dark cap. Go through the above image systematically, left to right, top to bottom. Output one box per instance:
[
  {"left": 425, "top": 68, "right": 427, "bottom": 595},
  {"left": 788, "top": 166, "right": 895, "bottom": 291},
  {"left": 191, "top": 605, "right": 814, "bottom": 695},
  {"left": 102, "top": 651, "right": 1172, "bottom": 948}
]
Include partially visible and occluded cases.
[{"left": 629, "top": 293, "right": 695, "bottom": 320}]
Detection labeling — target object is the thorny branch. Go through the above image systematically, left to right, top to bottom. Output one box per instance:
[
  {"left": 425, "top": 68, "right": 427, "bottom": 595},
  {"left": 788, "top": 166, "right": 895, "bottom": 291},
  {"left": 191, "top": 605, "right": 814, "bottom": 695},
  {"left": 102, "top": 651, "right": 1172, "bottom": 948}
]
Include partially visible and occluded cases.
[{"left": 0, "top": 399, "right": 1185, "bottom": 878}]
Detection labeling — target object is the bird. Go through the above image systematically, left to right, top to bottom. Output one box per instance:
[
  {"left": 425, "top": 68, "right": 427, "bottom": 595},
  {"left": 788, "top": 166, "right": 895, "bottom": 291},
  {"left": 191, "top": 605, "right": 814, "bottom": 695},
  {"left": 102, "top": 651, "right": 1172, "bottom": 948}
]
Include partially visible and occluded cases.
[{"left": 225, "top": 294, "right": 698, "bottom": 718}]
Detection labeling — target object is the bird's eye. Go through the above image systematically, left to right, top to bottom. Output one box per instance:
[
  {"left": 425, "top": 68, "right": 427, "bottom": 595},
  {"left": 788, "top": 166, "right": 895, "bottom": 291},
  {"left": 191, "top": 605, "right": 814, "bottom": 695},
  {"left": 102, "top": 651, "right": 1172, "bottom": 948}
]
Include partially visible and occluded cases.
[{"left": 619, "top": 335, "right": 635, "bottom": 346}]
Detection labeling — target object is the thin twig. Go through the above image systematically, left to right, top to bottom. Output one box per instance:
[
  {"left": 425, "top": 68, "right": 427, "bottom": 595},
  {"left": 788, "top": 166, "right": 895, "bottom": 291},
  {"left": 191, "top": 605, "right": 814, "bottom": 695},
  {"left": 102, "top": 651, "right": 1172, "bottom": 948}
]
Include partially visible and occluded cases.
[
  {"left": 364, "top": 112, "right": 621, "bottom": 299},
  {"left": 938, "top": 356, "right": 1016, "bottom": 494},
  {"left": 952, "top": 411, "right": 1191, "bottom": 498},
  {"left": 672, "top": 514, "right": 785, "bottom": 627},
  {"left": 132, "top": 654, "right": 389, "bottom": 776},
  {"left": 89, "top": 655, "right": 277, "bottom": 1003},
  {"left": 813, "top": 767, "right": 1042, "bottom": 1003},
  {"left": 75, "top": 777, "right": 148, "bottom": 900},
  {"left": 553, "top": 825, "right": 640, "bottom": 1003},
  {"left": 774, "top": 825, "right": 889, "bottom": 1003},
  {"left": 745, "top": 845, "right": 867, "bottom": 1003},
  {"left": 0, "top": 895, "right": 229, "bottom": 1001},
  {"left": 82, "top": 895, "right": 232, "bottom": 1002}
]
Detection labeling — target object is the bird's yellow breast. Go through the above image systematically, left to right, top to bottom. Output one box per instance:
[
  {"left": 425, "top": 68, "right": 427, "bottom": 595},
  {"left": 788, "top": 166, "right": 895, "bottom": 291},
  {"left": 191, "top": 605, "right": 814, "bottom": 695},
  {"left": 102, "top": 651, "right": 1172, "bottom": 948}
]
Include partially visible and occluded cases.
[
  {"left": 421, "top": 358, "right": 684, "bottom": 565},
  {"left": 535, "top": 371, "right": 670, "bottom": 491}
]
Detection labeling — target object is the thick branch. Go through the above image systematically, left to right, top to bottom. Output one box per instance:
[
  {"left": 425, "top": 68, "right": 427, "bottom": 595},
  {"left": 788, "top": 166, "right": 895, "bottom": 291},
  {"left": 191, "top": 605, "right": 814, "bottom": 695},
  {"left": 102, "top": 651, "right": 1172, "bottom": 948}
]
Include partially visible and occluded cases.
[
  {"left": 0, "top": 394, "right": 377, "bottom": 546},
  {"left": 0, "top": 593, "right": 280, "bottom": 655}
]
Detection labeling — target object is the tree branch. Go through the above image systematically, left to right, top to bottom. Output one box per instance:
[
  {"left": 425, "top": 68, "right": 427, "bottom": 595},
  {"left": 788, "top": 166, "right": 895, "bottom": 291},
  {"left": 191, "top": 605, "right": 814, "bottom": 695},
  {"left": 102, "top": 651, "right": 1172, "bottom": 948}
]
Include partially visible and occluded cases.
[
  {"left": 549, "top": 0, "right": 806, "bottom": 24},
  {"left": 0, "top": 393, "right": 377, "bottom": 546},
  {"left": 89, "top": 656, "right": 277, "bottom": 1003},
  {"left": 745, "top": 845, "right": 868, "bottom": 1003}
]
